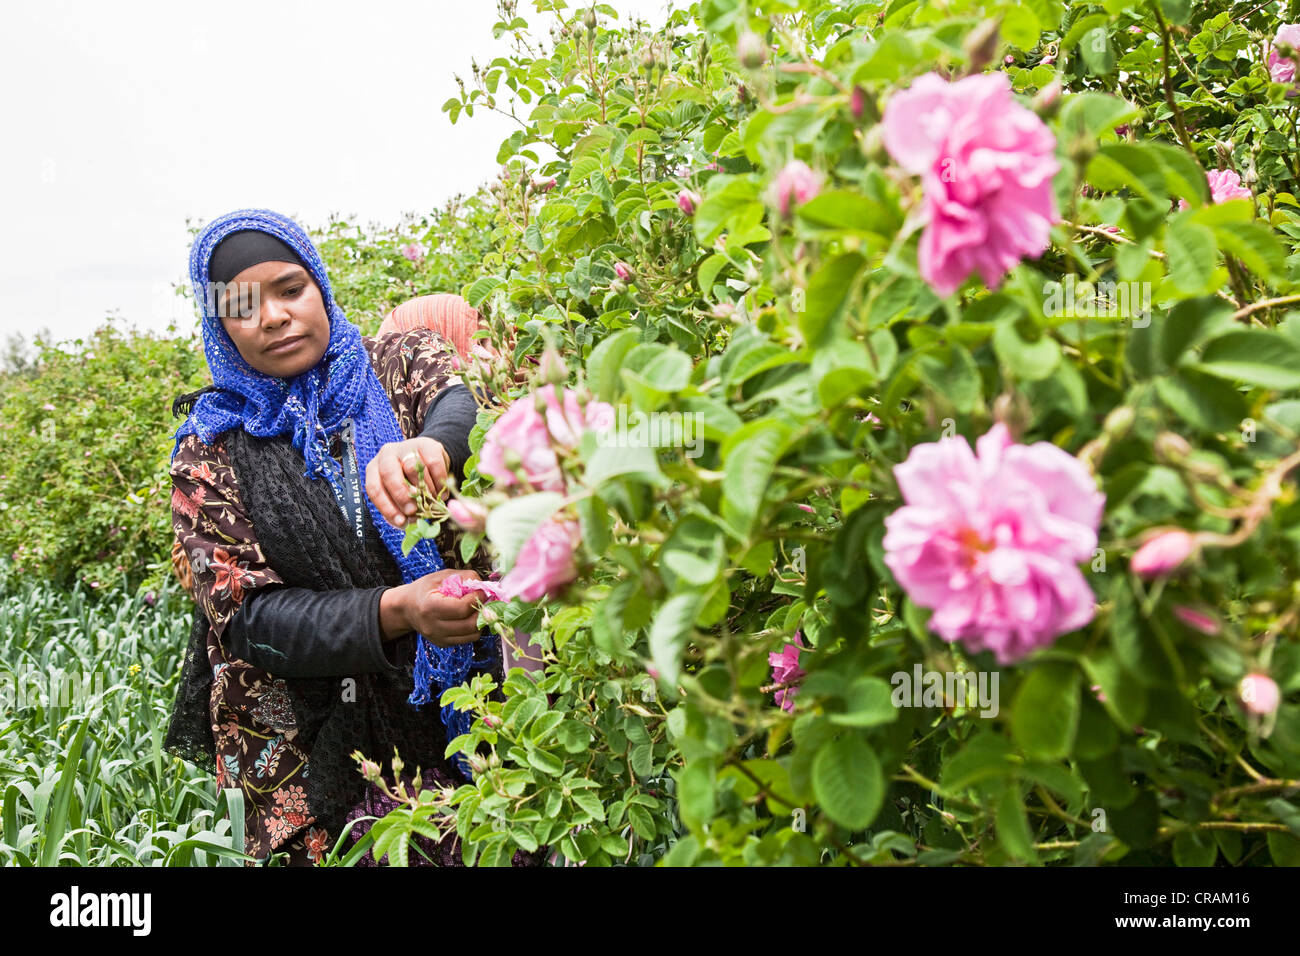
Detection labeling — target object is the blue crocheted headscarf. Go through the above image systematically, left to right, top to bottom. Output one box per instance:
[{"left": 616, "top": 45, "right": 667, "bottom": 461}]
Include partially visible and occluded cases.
[{"left": 171, "top": 207, "right": 490, "bottom": 778}]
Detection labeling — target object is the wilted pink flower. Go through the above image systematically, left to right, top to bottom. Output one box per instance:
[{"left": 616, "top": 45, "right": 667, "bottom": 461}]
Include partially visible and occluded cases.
[
  {"left": 1268, "top": 25, "right": 1300, "bottom": 83},
  {"left": 881, "top": 72, "right": 1060, "bottom": 298},
  {"left": 1113, "top": 124, "right": 1130, "bottom": 138},
  {"left": 773, "top": 159, "right": 822, "bottom": 217},
  {"left": 1179, "top": 169, "right": 1252, "bottom": 211},
  {"left": 677, "top": 189, "right": 701, "bottom": 215},
  {"left": 400, "top": 243, "right": 423, "bottom": 265},
  {"left": 613, "top": 261, "right": 632, "bottom": 281},
  {"left": 478, "top": 387, "right": 613, "bottom": 492},
  {"left": 882, "top": 423, "right": 1104, "bottom": 664},
  {"left": 447, "top": 498, "right": 488, "bottom": 534},
  {"left": 500, "top": 517, "right": 581, "bottom": 602},
  {"left": 1130, "top": 529, "right": 1197, "bottom": 578},
  {"left": 438, "top": 573, "right": 505, "bottom": 602},
  {"left": 1172, "top": 604, "right": 1219, "bottom": 636},
  {"left": 768, "top": 633, "right": 807, "bottom": 713},
  {"left": 1239, "top": 673, "right": 1280, "bottom": 716}
]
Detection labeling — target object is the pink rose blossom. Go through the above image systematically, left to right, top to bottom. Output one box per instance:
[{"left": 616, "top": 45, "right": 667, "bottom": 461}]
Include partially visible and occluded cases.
[
  {"left": 1268, "top": 25, "right": 1300, "bottom": 83},
  {"left": 881, "top": 72, "right": 1060, "bottom": 298},
  {"left": 773, "top": 160, "right": 822, "bottom": 217},
  {"left": 1178, "top": 168, "right": 1252, "bottom": 210},
  {"left": 677, "top": 189, "right": 701, "bottom": 215},
  {"left": 400, "top": 243, "right": 424, "bottom": 265},
  {"left": 478, "top": 387, "right": 613, "bottom": 492},
  {"left": 882, "top": 423, "right": 1104, "bottom": 664},
  {"left": 447, "top": 497, "right": 488, "bottom": 534},
  {"left": 500, "top": 517, "right": 581, "bottom": 602},
  {"left": 1130, "top": 529, "right": 1197, "bottom": 578},
  {"left": 438, "top": 573, "right": 505, "bottom": 602},
  {"left": 1172, "top": 605, "right": 1219, "bottom": 636},
  {"left": 768, "top": 633, "right": 807, "bottom": 713},
  {"left": 1239, "top": 673, "right": 1280, "bottom": 716}
]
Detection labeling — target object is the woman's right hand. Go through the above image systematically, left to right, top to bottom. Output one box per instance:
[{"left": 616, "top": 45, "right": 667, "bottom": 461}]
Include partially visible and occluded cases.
[{"left": 379, "top": 569, "right": 486, "bottom": 647}]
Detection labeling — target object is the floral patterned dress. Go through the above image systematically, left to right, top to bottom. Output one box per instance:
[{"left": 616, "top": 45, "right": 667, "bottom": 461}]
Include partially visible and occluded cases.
[{"left": 170, "top": 327, "right": 481, "bottom": 865}]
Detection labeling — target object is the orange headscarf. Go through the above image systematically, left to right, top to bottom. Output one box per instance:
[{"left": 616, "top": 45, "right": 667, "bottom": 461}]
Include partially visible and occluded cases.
[{"left": 378, "top": 293, "right": 491, "bottom": 361}]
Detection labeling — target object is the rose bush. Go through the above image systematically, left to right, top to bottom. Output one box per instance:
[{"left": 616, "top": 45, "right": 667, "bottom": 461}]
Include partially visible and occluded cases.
[{"left": 384, "top": 0, "right": 1300, "bottom": 869}]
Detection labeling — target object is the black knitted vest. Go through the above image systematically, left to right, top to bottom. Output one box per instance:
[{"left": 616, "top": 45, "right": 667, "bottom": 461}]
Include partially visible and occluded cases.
[{"left": 163, "top": 413, "right": 459, "bottom": 840}]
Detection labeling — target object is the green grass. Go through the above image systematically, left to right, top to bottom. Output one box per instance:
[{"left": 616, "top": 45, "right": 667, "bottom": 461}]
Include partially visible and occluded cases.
[{"left": 0, "top": 558, "right": 249, "bottom": 865}]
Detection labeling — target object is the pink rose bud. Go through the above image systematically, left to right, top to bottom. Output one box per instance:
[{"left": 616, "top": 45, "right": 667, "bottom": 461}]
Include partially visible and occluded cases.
[
  {"left": 1129, "top": 25, "right": 1143, "bottom": 34},
  {"left": 1003, "top": 54, "right": 1015, "bottom": 65},
  {"left": 1041, "top": 55, "right": 1054, "bottom": 65},
  {"left": 1032, "top": 79, "right": 1062, "bottom": 115},
  {"left": 851, "top": 85, "right": 867, "bottom": 121},
  {"left": 773, "top": 159, "right": 822, "bottom": 218},
  {"left": 531, "top": 175, "right": 557, "bottom": 194},
  {"left": 677, "top": 189, "right": 701, "bottom": 215},
  {"left": 613, "top": 261, "right": 632, "bottom": 281},
  {"left": 447, "top": 497, "right": 488, "bottom": 534},
  {"left": 797, "top": 503, "right": 815, "bottom": 514},
  {"left": 1131, "top": 529, "right": 1198, "bottom": 578},
  {"left": 1172, "top": 605, "right": 1219, "bottom": 636},
  {"left": 646, "top": 664, "right": 660, "bottom": 680},
  {"left": 1239, "top": 673, "right": 1280, "bottom": 716},
  {"left": 1090, "top": 684, "right": 1108, "bottom": 704},
  {"left": 483, "top": 714, "right": 501, "bottom": 729},
  {"left": 360, "top": 758, "right": 381, "bottom": 782}
]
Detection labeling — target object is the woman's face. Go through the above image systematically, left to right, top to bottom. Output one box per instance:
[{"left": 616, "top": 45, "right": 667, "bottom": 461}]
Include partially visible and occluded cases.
[{"left": 216, "top": 260, "right": 331, "bottom": 378}]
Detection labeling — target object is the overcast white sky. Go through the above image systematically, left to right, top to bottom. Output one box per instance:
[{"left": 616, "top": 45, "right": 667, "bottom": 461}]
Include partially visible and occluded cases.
[{"left": 0, "top": 0, "right": 673, "bottom": 352}]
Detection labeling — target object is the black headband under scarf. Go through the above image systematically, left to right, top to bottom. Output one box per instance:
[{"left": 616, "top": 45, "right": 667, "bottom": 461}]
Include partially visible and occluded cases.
[{"left": 208, "top": 229, "right": 308, "bottom": 287}]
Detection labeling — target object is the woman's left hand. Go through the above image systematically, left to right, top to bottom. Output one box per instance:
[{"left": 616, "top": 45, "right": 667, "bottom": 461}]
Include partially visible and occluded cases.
[{"left": 366, "top": 437, "right": 451, "bottom": 528}]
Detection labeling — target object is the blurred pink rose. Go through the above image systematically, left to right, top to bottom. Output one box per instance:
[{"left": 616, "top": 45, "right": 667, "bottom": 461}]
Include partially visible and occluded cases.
[
  {"left": 1268, "top": 24, "right": 1300, "bottom": 83},
  {"left": 882, "top": 72, "right": 1060, "bottom": 298},
  {"left": 773, "top": 160, "right": 822, "bottom": 217},
  {"left": 1178, "top": 168, "right": 1252, "bottom": 210},
  {"left": 677, "top": 189, "right": 701, "bottom": 215},
  {"left": 400, "top": 243, "right": 424, "bottom": 265},
  {"left": 613, "top": 261, "right": 633, "bottom": 281},
  {"left": 478, "top": 387, "right": 613, "bottom": 492},
  {"left": 882, "top": 423, "right": 1103, "bottom": 664},
  {"left": 447, "top": 497, "right": 488, "bottom": 534},
  {"left": 501, "top": 517, "right": 581, "bottom": 602},
  {"left": 1130, "top": 529, "right": 1197, "bottom": 578},
  {"left": 769, "top": 633, "right": 807, "bottom": 713},
  {"left": 1239, "top": 673, "right": 1280, "bottom": 716}
]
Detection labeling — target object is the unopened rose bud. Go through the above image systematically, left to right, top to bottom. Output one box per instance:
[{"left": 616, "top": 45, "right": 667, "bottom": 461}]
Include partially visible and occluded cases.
[
  {"left": 583, "top": 7, "right": 597, "bottom": 32},
  {"left": 963, "top": 18, "right": 1002, "bottom": 71},
  {"left": 737, "top": 30, "right": 767, "bottom": 69},
  {"left": 1003, "top": 54, "right": 1014, "bottom": 65},
  {"left": 1032, "top": 79, "right": 1062, "bottom": 116},
  {"left": 850, "top": 85, "right": 867, "bottom": 121},
  {"left": 862, "top": 124, "right": 887, "bottom": 163},
  {"left": 531, "top": 175, "right": 557, "bottom": 194},
  {"left": 677, "top": 189, "right": 701, "bottom": 215},
  {"left": 613, "top": 261, "right": 632, "bottom": 281},
  {"left": 610, "top": 278, "right": 628, "bottom": 294},
  {"left": 540, "top": 346, "right": 567, "bottom": 384},
  {"left": 1103, "top": 406, "right": 1135, "bottom": 439},
  {"left": 1154, "top": 431, "right": 1193, "bottom": 465},
  {"left": 447, "top": 497, "right": 488, "bottom": 534},
  {"left": 1130, "top": 529, "right": 1198, "bottom": 578},
  {"left": 1172, "top": 605, "right": 1219, "bottom": 636},
  {"left": 1239, "top": 673, "right": 1280, "bottom": 716},
  {"left": 484, "top": 714, "right": 501, "bottom": 729},
  {"left": 390, "top": 752, "right": 404, "bottom": 776},
  {"left": 468, "top": 753, "right": 489, "bottom": 773},
  {"left": 360, "top": 759, "right": 381, "bottom": 783},
  {"left": 411, "top": 768, "right": 423, "bottom": 792}
]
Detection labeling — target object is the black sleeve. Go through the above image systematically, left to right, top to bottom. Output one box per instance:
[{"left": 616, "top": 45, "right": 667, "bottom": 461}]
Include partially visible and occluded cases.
[
  {"left": 420, "top": 384, "right": 477, "bottom": 486},
  {"left": 224, "top": 585, "right": 409, "bottom": 678}
]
